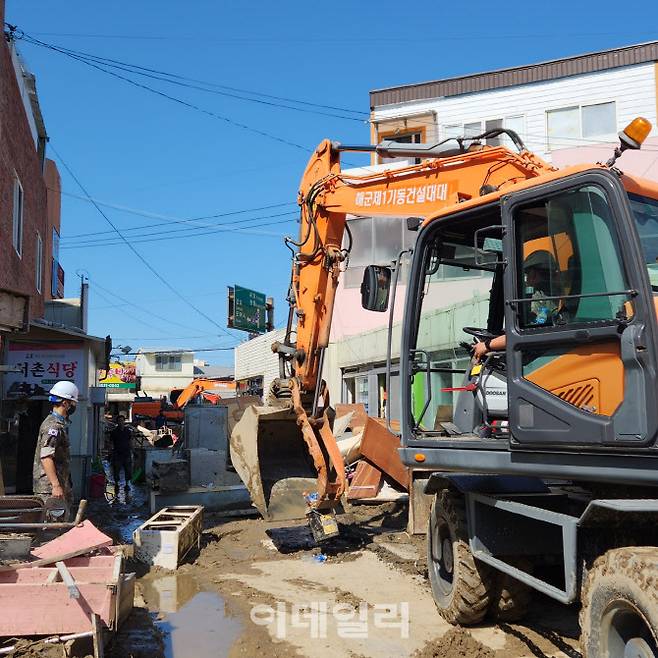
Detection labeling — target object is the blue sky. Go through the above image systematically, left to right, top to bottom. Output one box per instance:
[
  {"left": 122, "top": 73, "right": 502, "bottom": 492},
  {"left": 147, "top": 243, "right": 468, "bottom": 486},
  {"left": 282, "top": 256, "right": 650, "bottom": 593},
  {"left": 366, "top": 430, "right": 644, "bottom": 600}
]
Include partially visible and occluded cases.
[{"left": 7, "top": 1, "right": 658, "bottom": 365}]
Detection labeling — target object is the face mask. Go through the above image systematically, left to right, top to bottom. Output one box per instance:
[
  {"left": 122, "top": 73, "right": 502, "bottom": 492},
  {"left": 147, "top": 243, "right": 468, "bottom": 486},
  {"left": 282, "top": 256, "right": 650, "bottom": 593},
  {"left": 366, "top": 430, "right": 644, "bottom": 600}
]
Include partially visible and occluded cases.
[{"left": 66, "top": 404, "right": 77, "bottom": 417}]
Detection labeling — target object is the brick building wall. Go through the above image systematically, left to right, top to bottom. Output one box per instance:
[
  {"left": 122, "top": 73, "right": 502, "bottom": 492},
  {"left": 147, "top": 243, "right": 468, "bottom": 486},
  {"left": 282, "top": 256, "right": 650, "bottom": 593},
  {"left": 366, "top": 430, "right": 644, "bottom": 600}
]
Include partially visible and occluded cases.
[
  {"left": 0, "top": 0, "right": 54, "bottom": 321},
  {"left": 44, "top": 158, "right": 62, "bottom": 300}
]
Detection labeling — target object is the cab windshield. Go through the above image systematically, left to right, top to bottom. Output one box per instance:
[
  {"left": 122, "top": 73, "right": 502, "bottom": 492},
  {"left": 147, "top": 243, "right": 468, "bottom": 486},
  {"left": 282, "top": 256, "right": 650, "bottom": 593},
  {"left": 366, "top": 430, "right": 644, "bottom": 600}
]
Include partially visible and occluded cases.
[{"left": 628, "top": 192, "right": 658, "bottom": 291}]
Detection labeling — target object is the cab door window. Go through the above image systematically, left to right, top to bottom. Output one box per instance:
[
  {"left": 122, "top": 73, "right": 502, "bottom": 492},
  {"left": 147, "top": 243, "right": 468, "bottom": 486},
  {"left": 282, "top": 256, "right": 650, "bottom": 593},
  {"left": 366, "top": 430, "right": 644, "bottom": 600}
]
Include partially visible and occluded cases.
[
  {"left": 514, "top": 184, "right": 631, "bottom": 417},
  {"left": 515, "top": 185, "right": 630, "bottom": 329}
]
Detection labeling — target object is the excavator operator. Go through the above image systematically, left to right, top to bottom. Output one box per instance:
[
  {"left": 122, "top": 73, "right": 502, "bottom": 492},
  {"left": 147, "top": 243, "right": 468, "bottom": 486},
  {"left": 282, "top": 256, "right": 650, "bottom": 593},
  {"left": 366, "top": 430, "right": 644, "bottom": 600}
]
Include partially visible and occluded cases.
[{"left": 473, "top": 250, "right": 561, "bottom": 362}]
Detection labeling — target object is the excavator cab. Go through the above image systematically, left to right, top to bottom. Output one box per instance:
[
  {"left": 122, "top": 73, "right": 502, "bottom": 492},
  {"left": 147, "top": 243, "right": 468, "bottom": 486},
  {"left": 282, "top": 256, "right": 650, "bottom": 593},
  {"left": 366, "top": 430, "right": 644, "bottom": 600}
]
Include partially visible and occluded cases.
[{"left": 401, "top": 164, "right": 658, "bottom": 484}]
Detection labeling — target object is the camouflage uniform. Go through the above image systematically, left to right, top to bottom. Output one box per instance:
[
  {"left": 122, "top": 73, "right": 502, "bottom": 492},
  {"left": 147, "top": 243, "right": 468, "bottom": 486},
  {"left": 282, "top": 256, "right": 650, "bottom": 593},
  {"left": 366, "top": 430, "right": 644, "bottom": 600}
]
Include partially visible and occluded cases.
[{"left": 33, "top": 412, "right": 73, "bottom": 519}]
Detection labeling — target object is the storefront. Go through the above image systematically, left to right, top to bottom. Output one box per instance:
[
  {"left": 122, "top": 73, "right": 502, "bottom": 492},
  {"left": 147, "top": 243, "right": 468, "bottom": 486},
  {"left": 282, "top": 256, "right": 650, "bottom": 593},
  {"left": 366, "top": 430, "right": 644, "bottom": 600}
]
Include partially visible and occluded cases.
[{"left": 0, "top": 322, "right": 106, "bottom": 497}]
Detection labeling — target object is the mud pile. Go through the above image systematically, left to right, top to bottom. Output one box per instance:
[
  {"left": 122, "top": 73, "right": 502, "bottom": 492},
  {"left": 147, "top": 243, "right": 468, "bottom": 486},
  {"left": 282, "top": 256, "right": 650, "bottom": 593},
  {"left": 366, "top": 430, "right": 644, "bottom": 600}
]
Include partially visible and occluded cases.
[{"left": 413, "top": 628, "right": 496, "bottom": 658}]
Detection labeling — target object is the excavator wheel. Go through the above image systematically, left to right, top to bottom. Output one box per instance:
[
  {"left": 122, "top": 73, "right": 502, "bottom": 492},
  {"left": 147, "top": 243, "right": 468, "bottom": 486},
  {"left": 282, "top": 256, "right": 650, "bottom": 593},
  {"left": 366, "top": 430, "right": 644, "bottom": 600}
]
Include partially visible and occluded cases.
[
  {"left": 427, "top": 489, "right": 493, "bottom": 625},
  {"left": 580, "top": 547, "right": 658, "bottom": 658}
]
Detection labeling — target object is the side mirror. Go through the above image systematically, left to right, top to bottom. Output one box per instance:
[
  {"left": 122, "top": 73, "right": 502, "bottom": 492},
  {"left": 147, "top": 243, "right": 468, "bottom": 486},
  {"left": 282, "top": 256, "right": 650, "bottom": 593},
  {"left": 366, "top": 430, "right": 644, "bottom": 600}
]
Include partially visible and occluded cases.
[{"left": 361, "top": 265, "right": 391, "bottom": 312}]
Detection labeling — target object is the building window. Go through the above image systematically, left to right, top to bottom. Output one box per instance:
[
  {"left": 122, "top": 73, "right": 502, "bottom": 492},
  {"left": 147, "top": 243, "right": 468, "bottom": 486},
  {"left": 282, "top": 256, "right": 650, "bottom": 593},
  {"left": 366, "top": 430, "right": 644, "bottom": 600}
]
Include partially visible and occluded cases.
[
  {"left": 546, "top": 101, "right": 616, "bottom": 150},
  {"left": 582, "top": 102, "right": 616, "bottom": 139},
  {"left": 546, "top": 106, "right": 579, "bottom": 150},
  {"left": 442, "top": 116, "right": 525, "bottom": 146},
  {"left": 485, "top": 118, "right": 504, "bottom": 146},
  {"left": 464, "top": 121, "right": 482, "bottom": 138},
  {"left": 379, "top": 130, "right": 424, "bottom": 164},
  {"left": 12, "top": 175, "right": 23, "bottom": 256},
  {"left": 51, "top": 228, "right": 60, "bottom": 297},
  {"left": 35, "top": 232, "right": 43, "bottom": 293},
  {"left": 155, "top": 354, "right": 182, "bottom": 371}
]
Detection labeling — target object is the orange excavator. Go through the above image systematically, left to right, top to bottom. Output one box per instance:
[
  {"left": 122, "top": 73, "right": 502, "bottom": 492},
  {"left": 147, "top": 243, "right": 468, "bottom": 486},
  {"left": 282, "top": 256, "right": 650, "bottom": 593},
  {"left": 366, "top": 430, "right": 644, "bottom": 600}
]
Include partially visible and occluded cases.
[
  {"left": 231, "top": 119, "right": 658, "bottom": 654},
  {"left": 230, "top": 128, "right": 566, "bottom": 520},
  {"left": 132, "top": 378, "right": 230, "bottom": 422}
]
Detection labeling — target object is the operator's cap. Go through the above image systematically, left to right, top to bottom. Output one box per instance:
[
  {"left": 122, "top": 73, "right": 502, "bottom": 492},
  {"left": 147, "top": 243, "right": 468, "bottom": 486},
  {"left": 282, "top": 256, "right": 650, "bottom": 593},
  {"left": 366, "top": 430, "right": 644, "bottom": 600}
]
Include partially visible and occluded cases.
[{"left": 49, "top": 381, "right": 79, "bottom": 403}]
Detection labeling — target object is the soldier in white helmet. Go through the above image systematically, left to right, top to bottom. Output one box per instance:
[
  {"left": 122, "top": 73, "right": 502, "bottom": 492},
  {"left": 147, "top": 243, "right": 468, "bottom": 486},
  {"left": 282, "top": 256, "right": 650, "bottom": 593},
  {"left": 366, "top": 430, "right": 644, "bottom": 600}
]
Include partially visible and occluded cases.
[{"left": 32, "top": 381, "right": 79, "bottom": 520}]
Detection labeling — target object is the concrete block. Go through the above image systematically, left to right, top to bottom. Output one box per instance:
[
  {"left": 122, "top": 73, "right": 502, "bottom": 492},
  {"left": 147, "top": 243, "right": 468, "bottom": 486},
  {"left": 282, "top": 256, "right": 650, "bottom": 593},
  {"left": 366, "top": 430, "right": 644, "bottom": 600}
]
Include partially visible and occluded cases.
[
  {"left": 185, "top": 406, "right": 228, "bottom": 450},
  {"left": 142, "top": 448, "right": 176, "bottom": 478},
  {"left": 186, "top": 448, "right": 224, "bottom": 487},
  {"left": 153, "top": 460, "right": 189, "bottom": 493},
  {"left": 150, "top": 485, "right": 254, "bottom": 515},
  {"left": 133, "top": 506, "right": 203, "bottom": 570}
]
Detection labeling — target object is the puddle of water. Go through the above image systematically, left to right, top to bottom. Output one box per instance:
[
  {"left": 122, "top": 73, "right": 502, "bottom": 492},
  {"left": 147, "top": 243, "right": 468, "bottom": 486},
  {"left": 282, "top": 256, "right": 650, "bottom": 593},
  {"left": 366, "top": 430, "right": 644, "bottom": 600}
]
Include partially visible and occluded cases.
[{"left": 141, "top": 572, "right": 243, "bottom": 658}]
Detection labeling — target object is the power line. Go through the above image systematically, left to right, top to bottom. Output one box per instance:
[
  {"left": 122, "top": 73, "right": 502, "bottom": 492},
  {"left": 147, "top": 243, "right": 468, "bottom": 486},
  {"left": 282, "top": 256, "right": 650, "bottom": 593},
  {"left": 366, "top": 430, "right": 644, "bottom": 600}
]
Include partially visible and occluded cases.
[
  {"left": 29, "top": 30, "right": 658, "bottom": 43},
  {"left": 13, "top": 31, "right": 318, "bottom": 152},
  {"left": 20, "top": 31, "right": 367, "bottom": 117},
  {"left": 25, "top": 39, "right": 366, "bottom": 122},
  {"left": 50, "top": 145, "right": 238, "bottom": 338},
  {"left": 55, "top": 190, "right": 297, "bottom": 242},
  {"left": 63, "top": 208, "right": 297, "bottom": 243},
  {"left": 63, "top": 212, "right": 297, "bottom": 248},
  {"left": 63, "top": 216, "right": 296, "bottom": 249},
  {"left": 86, "top": 276, "right": 238, "bottom": 338},
  {"left": 91, "top": 285, "right": 192, "bottom": 339},
  {"left": 91, "top": 287, "right": 231, "bottom": 311},
  {"left": 112, "top": 335, "right": 218, "bottom": 341},
  {"left": 125, "top": 346, "right": 240, "bottom": 355}
]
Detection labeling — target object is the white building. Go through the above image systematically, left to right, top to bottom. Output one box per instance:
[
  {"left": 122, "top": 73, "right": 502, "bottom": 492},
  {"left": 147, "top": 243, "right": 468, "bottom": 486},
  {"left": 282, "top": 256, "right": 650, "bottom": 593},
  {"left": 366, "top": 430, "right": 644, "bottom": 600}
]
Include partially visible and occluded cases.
[
  {"left": 324, "top": 41, "right": 658, "bottom": 421},
  {"left": 369, "top": 41, "right": 658, "bottom": 168},
  {"left": 234, "top": 329, "right": 286, "bottom": 398},
  {"left": 135, "top": 349, "right": 196, "bottom": 402}
]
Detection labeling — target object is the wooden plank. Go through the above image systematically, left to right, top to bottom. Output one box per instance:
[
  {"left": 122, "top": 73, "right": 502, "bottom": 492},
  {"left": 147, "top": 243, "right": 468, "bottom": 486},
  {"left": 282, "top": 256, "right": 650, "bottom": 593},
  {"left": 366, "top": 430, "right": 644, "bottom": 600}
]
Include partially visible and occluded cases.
[
  {"left": 335, "top": 404, "right": 368, "bottom": 435},
  {"left": 360, "top": 417, "right": 409, "bottom": 490},
  {"left": 347, "top": 461, "right": 383, "bottom": 500},
  {"left": 56, "top": 561, "right": 80, "bottom": 599},
  {"left": 117, "top": 573, "right": 135, "bottom": 628},
  {"left": 92, "top": 613, "right": 104, "bottom": 658}
]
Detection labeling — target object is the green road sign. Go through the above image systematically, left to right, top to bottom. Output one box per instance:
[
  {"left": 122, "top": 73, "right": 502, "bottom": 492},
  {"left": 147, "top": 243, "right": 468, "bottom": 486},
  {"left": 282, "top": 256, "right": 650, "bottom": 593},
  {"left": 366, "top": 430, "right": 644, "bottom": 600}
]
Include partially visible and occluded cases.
[{"left": 231, "top": 285, "right": 266, "bottom": 333}]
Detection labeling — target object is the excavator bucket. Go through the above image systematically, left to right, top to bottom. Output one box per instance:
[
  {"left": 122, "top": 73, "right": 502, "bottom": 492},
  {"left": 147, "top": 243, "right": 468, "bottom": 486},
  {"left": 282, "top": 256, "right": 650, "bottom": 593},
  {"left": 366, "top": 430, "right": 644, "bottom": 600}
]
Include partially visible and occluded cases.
[{"left": 230, "top": 403, "right": 346, "bottom": 521}]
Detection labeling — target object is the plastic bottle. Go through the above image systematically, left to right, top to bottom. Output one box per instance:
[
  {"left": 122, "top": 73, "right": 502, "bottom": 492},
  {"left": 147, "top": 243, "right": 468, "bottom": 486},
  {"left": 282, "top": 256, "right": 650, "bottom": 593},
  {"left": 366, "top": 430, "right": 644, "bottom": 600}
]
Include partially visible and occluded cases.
[{"left": 536, "top": 304, "right": 549, "bottom": 325}]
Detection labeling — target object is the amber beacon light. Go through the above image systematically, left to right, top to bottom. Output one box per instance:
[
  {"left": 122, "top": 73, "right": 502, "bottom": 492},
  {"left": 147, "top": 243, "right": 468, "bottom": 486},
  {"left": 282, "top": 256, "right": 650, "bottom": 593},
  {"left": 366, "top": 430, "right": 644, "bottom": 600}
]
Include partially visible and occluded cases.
[
  {"left": 606, "top": 117, "right": 652, "bottom": 167},
  {"left": 621, "top": 117, "right": 652, "bottom": 149}
]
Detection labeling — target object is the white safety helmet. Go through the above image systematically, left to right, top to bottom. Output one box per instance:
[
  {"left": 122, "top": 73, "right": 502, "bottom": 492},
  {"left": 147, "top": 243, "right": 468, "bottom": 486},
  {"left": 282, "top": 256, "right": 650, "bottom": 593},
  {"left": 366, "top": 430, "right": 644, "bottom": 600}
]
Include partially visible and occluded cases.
[{"left": 49, "top": 381, "right": 79, "bottom": 403}]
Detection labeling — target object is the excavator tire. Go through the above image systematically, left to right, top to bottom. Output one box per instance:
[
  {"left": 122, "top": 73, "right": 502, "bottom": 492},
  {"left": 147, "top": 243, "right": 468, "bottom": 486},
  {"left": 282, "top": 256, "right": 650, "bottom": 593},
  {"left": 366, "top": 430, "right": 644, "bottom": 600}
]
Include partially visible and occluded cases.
[
  {"left": 427, "top": 489, "right": 493, "bottom": 625},
  {"left": 580, "top": 547, "right": 658, "bottom": 658},
  {"left": 487, "top": 559, "right": 533, "bottom": 623}
]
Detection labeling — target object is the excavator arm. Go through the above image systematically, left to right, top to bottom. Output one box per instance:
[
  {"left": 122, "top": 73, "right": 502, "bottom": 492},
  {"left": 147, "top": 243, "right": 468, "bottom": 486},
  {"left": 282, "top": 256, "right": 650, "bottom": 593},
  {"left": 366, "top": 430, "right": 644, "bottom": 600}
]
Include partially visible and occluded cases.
[
  {"left": 230, "top": 132, "right": 555, "bottom": 522},
  {"left": 171, "top": 378, "right": 225, "bottom": 409}
]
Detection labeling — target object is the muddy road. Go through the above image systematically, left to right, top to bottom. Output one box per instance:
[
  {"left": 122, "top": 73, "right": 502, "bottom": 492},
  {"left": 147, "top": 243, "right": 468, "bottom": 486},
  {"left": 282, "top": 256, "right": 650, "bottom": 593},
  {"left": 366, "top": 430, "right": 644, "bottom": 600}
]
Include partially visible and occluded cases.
[{"left": 100, "top": 495, "right": 582, "bottom": 658}]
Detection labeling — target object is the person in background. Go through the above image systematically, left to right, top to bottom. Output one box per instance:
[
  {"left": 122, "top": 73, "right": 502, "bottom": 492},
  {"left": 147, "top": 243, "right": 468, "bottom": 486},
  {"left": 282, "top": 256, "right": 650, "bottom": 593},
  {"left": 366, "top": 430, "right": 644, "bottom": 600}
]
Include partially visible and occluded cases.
[
  {"left": 33, "top": 381, "right": 78, "bottom": 520},
  {"left": 155, "top": 412, "right": 167, "bottom": 430},
  {"left": 110, "top": 414, "right": 133, "bottom": 494}
]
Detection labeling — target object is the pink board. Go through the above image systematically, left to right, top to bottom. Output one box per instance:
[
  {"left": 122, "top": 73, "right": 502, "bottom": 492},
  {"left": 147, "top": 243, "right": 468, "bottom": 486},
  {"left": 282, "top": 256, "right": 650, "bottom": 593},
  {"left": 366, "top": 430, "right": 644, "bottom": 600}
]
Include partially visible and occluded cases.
[
  {"left": 31, "top": 520, "right": 112, "bottom": 560},
  {"left": 0, "top": 555, "right": 122, "bottom": 636},
  {"left": 0, "top": 584, "right": 114, "bottom": 635}
]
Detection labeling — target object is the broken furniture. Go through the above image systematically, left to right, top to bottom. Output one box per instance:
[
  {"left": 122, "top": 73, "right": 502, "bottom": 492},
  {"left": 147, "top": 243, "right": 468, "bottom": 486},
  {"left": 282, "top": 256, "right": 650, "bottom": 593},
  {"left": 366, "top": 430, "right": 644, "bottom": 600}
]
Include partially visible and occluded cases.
[
  {"left": 0, "top": 496, "right": 45, "bottom": 523},
  {"left": 133, "top": 505, "right": 203, "bottom": 570},
  {"left": 0, "top": 521, "right": 134, "bottom": 639}
]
